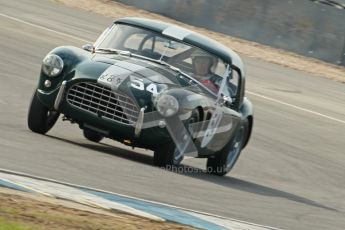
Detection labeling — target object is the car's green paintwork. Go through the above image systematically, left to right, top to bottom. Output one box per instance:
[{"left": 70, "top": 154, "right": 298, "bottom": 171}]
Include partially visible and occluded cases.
[{"left": 34, "top": 18, "right": 253, "bottom": 157}]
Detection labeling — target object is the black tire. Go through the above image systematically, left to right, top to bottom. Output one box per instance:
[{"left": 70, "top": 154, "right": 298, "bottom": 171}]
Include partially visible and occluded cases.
[
  {"left": 27, "top": 90, "right": 60, "bottom": 134},
  {"left": 153, "top": 109, "right": 200, "bottom": 167},
  {"left": 207, "top": 120, "right": 248, "bottom": 176},
  {"left": 83, "top": 128, "right": 103, "bottom": 143},
  {"left": 153, "top": 142, "right": 183, "bottom": 167}
]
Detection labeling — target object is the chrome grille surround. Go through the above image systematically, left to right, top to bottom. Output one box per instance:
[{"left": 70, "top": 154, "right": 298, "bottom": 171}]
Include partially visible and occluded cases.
[{"left": 66, "top": 82, "right": 139, "bottom": 125}]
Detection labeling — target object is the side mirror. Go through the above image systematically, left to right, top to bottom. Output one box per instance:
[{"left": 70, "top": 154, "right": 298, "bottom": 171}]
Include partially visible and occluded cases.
[{"left": 82, "top": 44, "right": 94, "bottom": 52}]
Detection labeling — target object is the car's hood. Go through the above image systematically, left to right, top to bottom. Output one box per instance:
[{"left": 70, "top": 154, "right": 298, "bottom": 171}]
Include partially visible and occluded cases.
[{"left": 73, "top": 54, "right": 200, "bottom": 110}]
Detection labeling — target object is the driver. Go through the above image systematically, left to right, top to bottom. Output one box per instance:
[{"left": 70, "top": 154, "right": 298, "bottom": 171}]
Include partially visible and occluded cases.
[{"left": 191, "top": 50, "right": 220, "bottom": 93}]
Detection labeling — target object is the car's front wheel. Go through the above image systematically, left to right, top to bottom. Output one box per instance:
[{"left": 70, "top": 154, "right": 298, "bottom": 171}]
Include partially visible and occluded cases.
[
  {"left": 27, "top": 90, "right": 60, "bottom": 134},
  {"left": 153, "top": 109, "right": 200, "bottom": 168},
  {"left": 206, "top": 120, "right": 248, "bottom": 176},
  {"left": 83, "top": 129, "right": 103, "bottom": 143},
  {"left": 153, "top": 142, "right": 183, "bottom": 168}
]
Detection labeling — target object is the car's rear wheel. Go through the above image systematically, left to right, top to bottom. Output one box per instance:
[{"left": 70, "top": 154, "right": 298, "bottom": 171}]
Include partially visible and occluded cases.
[
  {"left": 27, "top": 90, "right": 60, "bottom": 134},
  {"left": 153, "top": 109, "right": 200, "bottom": 167},
  {"left": 206, "top": 120, "right": 248, "bottom": 176},
  {"left": 83, "top": 129, "right": 103, "bottom": 143}
]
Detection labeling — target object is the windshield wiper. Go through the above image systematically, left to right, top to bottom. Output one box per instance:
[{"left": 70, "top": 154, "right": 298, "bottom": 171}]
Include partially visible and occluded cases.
[
  {"left": 95, "top": 48, "right": 121, "bottom": 54},
  {"left": 95, "top": 48, "right": 134, "bottom": 58}
]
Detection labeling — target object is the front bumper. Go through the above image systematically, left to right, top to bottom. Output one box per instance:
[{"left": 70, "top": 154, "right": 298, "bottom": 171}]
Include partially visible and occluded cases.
[{"left": 36, "top": 79, "right": 172, "bottom": 148}]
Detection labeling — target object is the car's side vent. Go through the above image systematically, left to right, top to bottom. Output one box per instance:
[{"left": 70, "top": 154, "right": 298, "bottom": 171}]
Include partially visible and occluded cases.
[{"left": 67, "top": 82, "right": 139, "bottom": 125}]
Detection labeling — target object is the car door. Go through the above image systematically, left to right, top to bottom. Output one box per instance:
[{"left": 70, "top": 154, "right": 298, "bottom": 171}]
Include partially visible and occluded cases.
[{"left": 198, "top": 68, "right": 242, "bottom": 154}]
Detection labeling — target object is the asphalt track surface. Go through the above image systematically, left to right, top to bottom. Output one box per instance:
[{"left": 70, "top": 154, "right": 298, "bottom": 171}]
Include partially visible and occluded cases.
[{"left": 1, "top": 0, "right": 345, "bottom": 229}]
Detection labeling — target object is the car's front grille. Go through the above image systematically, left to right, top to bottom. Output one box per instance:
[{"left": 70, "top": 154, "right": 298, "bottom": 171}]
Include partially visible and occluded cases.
[{"left": 66, "top": 82, "right": 139, "bottom": 125}]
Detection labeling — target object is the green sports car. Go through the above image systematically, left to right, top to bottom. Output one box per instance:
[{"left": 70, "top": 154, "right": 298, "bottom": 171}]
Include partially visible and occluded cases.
[{"left": 28, "top": 17, "right": 253, "bottom": 176}]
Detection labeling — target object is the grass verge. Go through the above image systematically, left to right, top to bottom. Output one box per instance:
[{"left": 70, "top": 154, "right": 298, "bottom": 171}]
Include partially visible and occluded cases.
[{"left": 0, "top": 188, "right": 198, "bottom": 230}]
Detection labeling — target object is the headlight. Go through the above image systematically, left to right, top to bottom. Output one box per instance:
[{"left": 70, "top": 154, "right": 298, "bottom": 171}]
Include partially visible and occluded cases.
[
  {"left": 42, "top": 54, "right": 64, "bottom": 77},
  {"left": 156, "top": 94, "right": 179, "bottom": 117}
]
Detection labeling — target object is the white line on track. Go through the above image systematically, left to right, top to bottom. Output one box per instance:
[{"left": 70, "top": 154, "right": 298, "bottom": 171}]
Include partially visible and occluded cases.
[
  {"left": 1, "top": 12, "right": 345, "bottom": 126},
  {"left": 0, "top": 13, "right": 91, "bottom": 43},
  {"left": 247, "top": 91, "right": 345, "bottom": 125}
]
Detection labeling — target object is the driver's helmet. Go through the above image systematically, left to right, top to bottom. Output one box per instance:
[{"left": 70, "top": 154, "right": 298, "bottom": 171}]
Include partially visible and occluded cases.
[{"left": 191, "top": 49, "right": 215, "bottom": 70}]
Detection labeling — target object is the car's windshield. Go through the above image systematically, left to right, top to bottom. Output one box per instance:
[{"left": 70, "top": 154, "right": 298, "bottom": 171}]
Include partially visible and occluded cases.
[{"left": 96, "top": 24, "right": 238, "bottom": 97}]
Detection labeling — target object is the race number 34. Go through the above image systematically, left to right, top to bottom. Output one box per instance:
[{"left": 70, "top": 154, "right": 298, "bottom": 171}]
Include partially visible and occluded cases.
[{"left": 130, "top": 77, "right": 158, "bottom": 94}]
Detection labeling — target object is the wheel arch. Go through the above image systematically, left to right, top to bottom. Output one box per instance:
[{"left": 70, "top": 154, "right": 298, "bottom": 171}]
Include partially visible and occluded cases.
[{"left": 240, "top": 97, "right": 254, "bottom": 149}]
